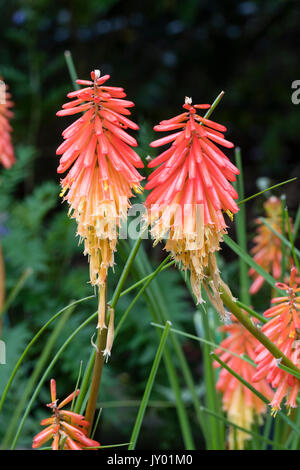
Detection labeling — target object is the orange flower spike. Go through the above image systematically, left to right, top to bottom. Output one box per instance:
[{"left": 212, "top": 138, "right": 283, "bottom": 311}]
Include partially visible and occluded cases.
[
  {"left": 56, "top": 70, "right": 144, "bottom": 288},
  {"left": 0, "top": 78, "right": 16, "bottom": 169},
  {"left": 145, "top": 96, "right": 239, "bottom": 311},
  {"left": 249, "top": 196, "right": 292, "bottom": 294},
  {"left": 253, "top": 267, "right": 300, "bottom": 415},
  {"left": 214, "top": 315, "right": 272, "bottom": 449},
  {"left": 32, "top": 379, "right": 100, "bottom": 450},
  {"left": 32, "top": 425, "right": 54, "bottom": 449}
]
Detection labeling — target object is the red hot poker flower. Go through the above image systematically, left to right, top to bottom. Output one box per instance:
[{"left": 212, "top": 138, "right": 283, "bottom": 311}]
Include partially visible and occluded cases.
[
  {"left": 56, "top": 70, "right": 144, "bottom": 290},
  {"left": 0, "top": 78, "right": 15, "bottom": 168},
  {"left": 145, "top": 97, "right": 239, "bottom": 311},
  {"left": 249, "top": 196, "right": 292, "bottom": 294},
  {"left": 253, "top": 267, "right": 300, "bottom": 414},
  {"left": 214, "top": 315, "right": 272, "bottom": 449},
  {"left": 32, "top": 379, "right": 100, "bottom": 450}
]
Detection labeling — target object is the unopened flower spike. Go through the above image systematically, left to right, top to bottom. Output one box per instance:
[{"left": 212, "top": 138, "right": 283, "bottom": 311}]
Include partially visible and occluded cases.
[
  {"left": 56, "top": 70, "right": 144, "bottom": 288},
  {"left": 0, "top": 78, "right": 16, "bottom": 168},
  {"left": 145, "top": 96, "right": 239, "bottom": 314},
  {"left": 249, "top": 196, "right": 292, "bottom": 294},
  {"left": 253, "top": 267, "right": 300, "bottom": 415},
  {"left": 214, "top": 314, "right": 272, "bottom": 449},
  {"left": 32, "top": 379, "right": 100, "bottom": 450}
]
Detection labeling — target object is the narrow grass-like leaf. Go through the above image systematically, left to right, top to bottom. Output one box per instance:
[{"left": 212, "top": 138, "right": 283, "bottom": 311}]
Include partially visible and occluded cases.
[
  {"left": 234, "top": 147, "right": 251, "bottom": 305},
  {"left": 293, "top": 204, "right": 300, "bottom": 242},
  {"left": 285, "top": 207, "right": 300, "bottom": 273},
  {"left": 260, "top": 217, "right": 300, "bottom": 260},
  {"left": 120, "top": 242, "right": 197, "bottom": 449},
  {"left": 0, "top": 268, "right": 32, "bottom": 320},
  {"left": 0, "top": 295, "right": 95, "bottom": 415},
  {"left": 235, "top": 300, "right": 267, "bottom": 324},
  {"left": 1, "top": 305, "right": 74, "bottom": 449},
  {"left": 10, "top": 309, "right": 98, "bottom": 449},
  {"left": 128, "top": 321, "right": 172, "bottom": 450},
  {"left": 151, "top": 322, "right": 255, "bottom": 367},
  {"left": 212, "top": 352, "right": 300, "bottom": 437},
  {"left": 71, "top": 360, "right": 83, "bottom": 412},
  {"left": 277, "top": 363, "right": 300, "bottom": 381},
  {"left": 199, "top": 406, "right": 286, "bottom": 449}
]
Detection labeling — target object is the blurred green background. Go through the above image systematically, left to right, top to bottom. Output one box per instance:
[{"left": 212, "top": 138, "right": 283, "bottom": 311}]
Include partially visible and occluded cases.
[{"left": 0, "top": 0, "right": 299, "bottom": 449}]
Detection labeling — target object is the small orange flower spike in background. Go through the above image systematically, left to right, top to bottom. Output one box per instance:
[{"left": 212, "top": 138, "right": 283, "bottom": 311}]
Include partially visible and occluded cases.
[
  {"left": 56, "top": 70, "right": 144, "bottom": 290},
  {"left": 0, "top": 77, "right": 15, "bottom": 169},
  {"left": 145, "top": 96, "right": 239, "bottom": 314},
  {"left": 249, "top": 196, "right": 291, "bottom": 294},
  {"left": 253, "top": 267, "right": 300, "bottom": 415},
  {"left": 214, "top": 315, "right": 272, "bottom": 449},
  {"left": 32, "top": 379, "right": 100, "bottom": 450}
]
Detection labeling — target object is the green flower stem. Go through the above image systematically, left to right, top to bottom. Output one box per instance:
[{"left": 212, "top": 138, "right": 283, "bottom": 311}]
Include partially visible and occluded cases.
[
  {"left": 64, "top": 50, "right": 80, "bottom": 90},
  {"left": 203, "top": 91, "right": 224, "bottom": 120},
  {"left": 235, "top": 147, "right": 251, "bottom": 305},
  {"left": 238, "top": 177, "right": 297, "bottom": 205},
  {"left": 281, "top": 197, "right": 287, "bottom": 281},
  {"left": 285, "top": 207, "right": 300, "bottom": 273},
  {"left": 85, "top": 235, "right": 144, "bottom": 434},
  {"left": 110, "top": 236, "right": 144, "bottom": 309},
  {"left": 115, "top": 255, "right": 171, "bottom": 337},
  {"left": 118, "top": 261, "right": 175, "bottom": 298},
  {"left": 84, "top": 284, "right": 107, "bottom": 436},
  {"left": 220, "top": 288, "right": 300, "bottom": 376},
  {"left": 128, "top": 321, "right": 172, "bottom": 450}
]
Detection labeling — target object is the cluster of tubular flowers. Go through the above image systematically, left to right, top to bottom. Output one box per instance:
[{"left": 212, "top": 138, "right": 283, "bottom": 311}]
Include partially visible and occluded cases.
[
  {"left": 57, "top": 70, "right": 143, "bottom": 290},
  {"left": 0, "top": 78, "right": 15, "bottom": 169},
  {"left": 145, "top": 97, "right": 239, "bottom": 312},
  {"left": 249, "top": 196, "right": 290, "bottom": 294},
  {"left": 253, "top": 267, "right": 300, "bottom": 415},
  {"left": 214, "top": 315, "right": 272, "bottom": 449},
  {"left": 32, "top": 379, "right": 100, "bottom": 450}
]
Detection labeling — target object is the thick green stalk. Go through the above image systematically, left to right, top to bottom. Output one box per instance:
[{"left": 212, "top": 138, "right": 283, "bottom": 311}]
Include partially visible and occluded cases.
[
  {"left": 85, "top": 283, "right": 107, "bottom": 435},
  {"left": 220, "top": 288, "right": 300, "bottom": 376}
]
